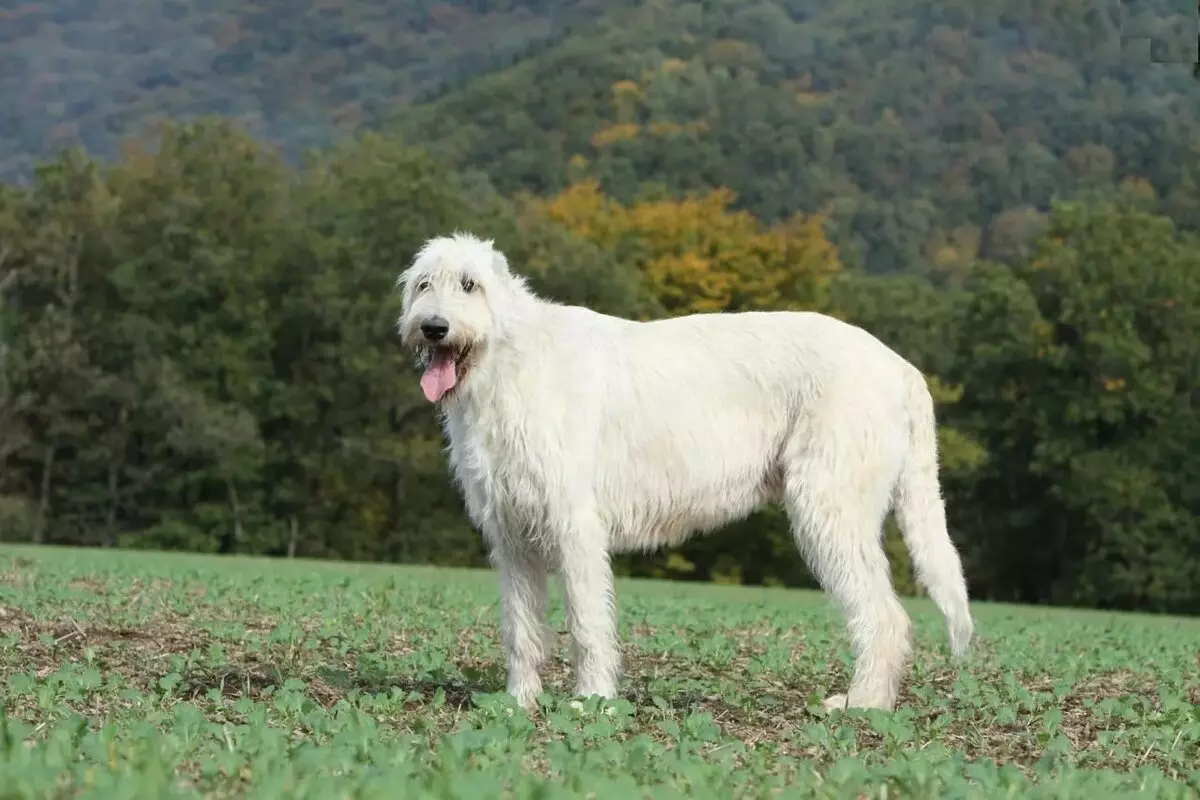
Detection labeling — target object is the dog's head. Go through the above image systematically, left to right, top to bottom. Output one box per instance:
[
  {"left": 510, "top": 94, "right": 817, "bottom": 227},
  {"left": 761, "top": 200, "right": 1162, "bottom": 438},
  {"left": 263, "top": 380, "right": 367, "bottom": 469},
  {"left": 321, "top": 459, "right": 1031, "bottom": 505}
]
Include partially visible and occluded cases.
[{"left": 396, "top": 232, "right": 514, "bottom": 403}]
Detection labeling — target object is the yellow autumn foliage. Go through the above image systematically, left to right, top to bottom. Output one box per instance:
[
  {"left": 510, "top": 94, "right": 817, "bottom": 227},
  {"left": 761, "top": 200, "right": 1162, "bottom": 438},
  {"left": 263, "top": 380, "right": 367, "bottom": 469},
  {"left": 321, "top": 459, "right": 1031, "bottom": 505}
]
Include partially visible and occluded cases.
[
  {"left": 611, "top": 79, "right": 642, "bottom": 97},
  {"left": 794, "top": 91, "right": 828, "bottom": 105},
  {"left": 595, "top": 120, "right": 710, "bottom": 139},
  {"left": 647, "top": 121, "right": 683, "bottom": 136},
  {"left": 590, "top": 123, "right": 641, "bottom": 148},
  {"left": 535, "top": 179, "right": 841, "bottom": 316},
  {"left": 1101, "top": 376, "right": 1126, "bottom": 392}
]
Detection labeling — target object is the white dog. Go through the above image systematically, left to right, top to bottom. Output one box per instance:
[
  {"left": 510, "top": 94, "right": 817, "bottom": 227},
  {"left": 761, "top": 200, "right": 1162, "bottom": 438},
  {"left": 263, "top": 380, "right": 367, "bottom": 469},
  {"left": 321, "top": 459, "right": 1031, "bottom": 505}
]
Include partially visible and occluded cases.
[{"left": 396, "top": 232, "right": 973, "bottom": 712}]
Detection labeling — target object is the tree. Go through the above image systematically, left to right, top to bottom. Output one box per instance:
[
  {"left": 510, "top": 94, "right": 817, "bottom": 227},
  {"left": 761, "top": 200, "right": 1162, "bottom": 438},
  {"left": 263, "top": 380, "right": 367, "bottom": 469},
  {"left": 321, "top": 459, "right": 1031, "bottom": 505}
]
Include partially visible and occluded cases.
[
  {"left": 3, "top": 108, "right": 1197, "bottom": 614},
  {"left": 2, "top": 118, "right": 657, "bottom": 567},
  {"left": 533, "top": 179, "right": 840, "bottom": 317},
  {"left": 0, "top": 186, "right": 28, "bottom": 469},
  {"left": 949, "top": 202, "right": 1200, "bottom": 612}
]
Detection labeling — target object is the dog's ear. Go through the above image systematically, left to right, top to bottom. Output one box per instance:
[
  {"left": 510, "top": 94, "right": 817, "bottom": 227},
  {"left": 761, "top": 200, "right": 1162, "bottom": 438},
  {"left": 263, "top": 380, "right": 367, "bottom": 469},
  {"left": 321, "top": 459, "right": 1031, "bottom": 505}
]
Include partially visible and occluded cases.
[{"left": 492, "top": 249, "right": 511, "bottom": 276}]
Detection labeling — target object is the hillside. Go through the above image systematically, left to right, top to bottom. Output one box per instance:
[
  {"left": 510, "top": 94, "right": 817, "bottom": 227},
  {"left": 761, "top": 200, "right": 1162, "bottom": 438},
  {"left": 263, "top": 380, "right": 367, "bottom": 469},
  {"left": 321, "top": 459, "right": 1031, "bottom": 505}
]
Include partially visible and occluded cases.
[
  {"left": 0, "top": 0, "right": 621, "bottom": 177},
  {"left": 397, "top": 0, "right": 1200, "bottom": 273},
  {"left": 6, "top": 1, "right": 1197, "bottom": 275}
]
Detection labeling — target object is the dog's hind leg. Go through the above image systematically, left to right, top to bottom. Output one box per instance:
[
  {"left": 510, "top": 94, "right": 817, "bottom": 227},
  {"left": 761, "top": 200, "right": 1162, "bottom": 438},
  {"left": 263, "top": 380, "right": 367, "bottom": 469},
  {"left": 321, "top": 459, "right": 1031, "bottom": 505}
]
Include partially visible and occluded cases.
[{"left": 782, "top": 419, "right": 912, "bottom": 711}]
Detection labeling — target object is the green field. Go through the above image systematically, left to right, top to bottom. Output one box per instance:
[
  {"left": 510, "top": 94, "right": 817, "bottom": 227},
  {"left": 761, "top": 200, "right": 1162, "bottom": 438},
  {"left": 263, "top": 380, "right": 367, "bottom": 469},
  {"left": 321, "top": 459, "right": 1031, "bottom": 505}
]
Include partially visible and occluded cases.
[{"left": 0, "top": 546, "right": 1196, "bottom": 798}]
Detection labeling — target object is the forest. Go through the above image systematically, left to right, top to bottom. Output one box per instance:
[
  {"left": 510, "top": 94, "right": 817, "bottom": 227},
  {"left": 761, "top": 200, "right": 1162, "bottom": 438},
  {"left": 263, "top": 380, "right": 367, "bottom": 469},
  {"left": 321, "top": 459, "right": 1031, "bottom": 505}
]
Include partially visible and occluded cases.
[{"left": 1, "top": 0, "right": 1197, "bottom": 613}]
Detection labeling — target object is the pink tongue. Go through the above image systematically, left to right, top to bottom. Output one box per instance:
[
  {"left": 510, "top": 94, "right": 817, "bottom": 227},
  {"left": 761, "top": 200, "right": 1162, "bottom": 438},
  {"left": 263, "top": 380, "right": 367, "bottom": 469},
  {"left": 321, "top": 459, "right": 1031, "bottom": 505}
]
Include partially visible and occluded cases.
[{"left": 420, "top": 352, "right": 458, "bottom": 402}]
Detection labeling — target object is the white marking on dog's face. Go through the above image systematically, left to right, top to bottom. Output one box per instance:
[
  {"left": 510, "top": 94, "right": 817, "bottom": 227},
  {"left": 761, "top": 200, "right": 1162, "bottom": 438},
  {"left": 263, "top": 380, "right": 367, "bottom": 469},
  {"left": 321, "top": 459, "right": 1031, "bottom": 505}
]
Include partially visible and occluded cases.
[{"left": 396, "top": 232, "right": 511, "bottom": 393}]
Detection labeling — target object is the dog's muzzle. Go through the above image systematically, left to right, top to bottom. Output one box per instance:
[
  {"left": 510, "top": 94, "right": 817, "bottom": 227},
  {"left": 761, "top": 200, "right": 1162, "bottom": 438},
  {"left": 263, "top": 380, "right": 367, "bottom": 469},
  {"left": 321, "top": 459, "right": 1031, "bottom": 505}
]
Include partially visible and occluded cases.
[{"left": 420, "top": 316, "right": 450, "bottom": 342}]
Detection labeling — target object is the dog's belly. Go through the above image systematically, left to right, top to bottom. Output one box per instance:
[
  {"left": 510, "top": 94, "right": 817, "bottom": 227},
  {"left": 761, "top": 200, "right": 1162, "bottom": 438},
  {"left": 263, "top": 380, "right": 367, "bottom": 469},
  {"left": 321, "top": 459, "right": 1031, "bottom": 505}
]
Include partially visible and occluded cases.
[
  {"left": 595, "top": 397, "right": 790, "bottom": 553},
  {"left": 602, "top": 460, "right": 784, "bottom": 554}
]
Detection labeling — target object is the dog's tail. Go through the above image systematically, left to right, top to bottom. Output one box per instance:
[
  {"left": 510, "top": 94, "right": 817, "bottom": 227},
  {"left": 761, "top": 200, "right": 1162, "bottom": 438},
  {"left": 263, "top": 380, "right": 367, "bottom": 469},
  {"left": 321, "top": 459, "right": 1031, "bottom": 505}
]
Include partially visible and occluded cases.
[{"left": 893, "top": 370, "right": 974, "bottom": 657}]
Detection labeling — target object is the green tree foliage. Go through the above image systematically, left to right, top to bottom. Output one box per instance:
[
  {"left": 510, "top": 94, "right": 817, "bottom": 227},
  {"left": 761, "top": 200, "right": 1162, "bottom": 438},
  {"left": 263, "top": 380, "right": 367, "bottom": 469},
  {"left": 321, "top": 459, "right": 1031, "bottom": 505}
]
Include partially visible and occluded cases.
[
  {"left": 0, "top": 119, "right": 645, "bottom": 566},
  {"left": 1, "top": 119, "right": 1196, "bottom": 613},
  {"left": 945, "top": 203, "right": 1200, "bottom": 613}
]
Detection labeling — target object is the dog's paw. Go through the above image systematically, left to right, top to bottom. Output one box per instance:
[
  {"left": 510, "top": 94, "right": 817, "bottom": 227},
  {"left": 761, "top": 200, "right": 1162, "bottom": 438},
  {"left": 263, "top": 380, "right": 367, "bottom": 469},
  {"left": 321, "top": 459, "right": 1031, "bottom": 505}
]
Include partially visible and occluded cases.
[
  {"left": 507, "top": 682, "right": 543, "bottom": 713},
  {"left": 821, "top": 693, "right": 849, "bottom": 712}
]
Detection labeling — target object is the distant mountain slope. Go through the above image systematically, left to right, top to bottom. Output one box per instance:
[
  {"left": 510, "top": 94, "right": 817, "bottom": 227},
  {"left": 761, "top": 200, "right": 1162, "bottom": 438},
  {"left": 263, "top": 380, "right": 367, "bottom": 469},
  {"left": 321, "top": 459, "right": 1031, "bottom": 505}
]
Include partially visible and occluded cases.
[
  {"left": 0, "top": 0, "right": 619, "bottom": 177},
  {"left": 3, "top": 0, "right": 1197, "bottom": 275},
  {"left": 397, "top": 0, "right": 1200, "bottom": 272}
]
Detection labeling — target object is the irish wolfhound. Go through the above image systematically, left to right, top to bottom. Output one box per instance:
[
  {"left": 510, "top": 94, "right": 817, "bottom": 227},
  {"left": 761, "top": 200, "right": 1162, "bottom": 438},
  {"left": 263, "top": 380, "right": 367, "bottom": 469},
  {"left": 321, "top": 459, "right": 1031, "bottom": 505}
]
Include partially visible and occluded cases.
[{"left": 396, "top": 232, "right": 973, "bottom": 712}]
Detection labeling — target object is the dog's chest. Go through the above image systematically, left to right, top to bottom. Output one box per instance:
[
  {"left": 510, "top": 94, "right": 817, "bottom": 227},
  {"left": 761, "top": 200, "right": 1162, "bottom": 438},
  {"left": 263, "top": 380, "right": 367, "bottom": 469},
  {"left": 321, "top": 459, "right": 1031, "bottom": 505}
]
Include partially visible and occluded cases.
[{"left": 444, "top": 405, "right": 558, "bottom": 535}]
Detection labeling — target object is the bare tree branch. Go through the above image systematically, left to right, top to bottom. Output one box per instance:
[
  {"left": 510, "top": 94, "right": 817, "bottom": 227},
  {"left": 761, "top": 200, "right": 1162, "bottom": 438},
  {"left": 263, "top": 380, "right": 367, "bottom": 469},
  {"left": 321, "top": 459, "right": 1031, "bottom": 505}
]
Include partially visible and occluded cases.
[{"left": 0, "top": 246, "right": 14, "bottom": 293}]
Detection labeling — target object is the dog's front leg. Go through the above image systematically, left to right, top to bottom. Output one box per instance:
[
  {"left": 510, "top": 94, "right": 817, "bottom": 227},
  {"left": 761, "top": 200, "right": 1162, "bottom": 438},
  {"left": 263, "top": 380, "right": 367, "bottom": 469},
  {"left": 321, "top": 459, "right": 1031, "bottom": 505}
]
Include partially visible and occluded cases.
[
  {"left": 559, "top": 514, "right": 619, "bottom": 701},
  {"left": 490, "top": 541, "right": 551, "bottom": 711}
]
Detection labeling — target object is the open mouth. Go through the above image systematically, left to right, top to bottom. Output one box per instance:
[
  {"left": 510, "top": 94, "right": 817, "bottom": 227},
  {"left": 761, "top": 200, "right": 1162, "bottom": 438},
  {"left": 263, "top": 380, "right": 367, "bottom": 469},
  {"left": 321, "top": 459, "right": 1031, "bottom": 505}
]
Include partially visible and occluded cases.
[{"left": 419, "top": 344, "right": 472, "bottom": 403}]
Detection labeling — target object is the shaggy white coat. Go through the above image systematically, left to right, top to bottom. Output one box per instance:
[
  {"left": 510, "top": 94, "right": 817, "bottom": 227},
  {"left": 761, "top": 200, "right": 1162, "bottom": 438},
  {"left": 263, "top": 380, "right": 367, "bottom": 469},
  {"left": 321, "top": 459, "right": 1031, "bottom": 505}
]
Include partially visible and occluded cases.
[{"left": 396, "top": 232, "right": 974, "bottom": 712}]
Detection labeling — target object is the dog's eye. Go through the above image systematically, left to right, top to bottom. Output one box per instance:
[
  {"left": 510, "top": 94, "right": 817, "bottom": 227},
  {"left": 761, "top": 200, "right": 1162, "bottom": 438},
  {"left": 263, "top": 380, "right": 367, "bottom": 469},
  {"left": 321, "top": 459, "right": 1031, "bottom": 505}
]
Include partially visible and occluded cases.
[
  {"left": 461, "top": 277, "right": 476, "bottom": 292},
  {"left": 416, "top": 280, "right": 431, "bottom": 292}
]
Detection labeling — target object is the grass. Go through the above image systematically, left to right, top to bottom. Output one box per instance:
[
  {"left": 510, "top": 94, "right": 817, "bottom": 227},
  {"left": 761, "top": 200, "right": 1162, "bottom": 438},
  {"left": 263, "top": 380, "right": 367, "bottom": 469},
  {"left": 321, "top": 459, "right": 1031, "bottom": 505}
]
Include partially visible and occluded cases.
[{"left": 0, "top": 545, "right": 1197, "bottom": 798}]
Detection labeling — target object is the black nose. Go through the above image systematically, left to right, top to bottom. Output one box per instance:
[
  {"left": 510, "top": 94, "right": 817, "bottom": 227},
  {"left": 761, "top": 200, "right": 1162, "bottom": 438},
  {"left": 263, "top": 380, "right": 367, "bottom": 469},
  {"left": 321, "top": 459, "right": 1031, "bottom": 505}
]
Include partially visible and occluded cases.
[{"left": 420, "top": 317, "right": 449, "bottom": 342}]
